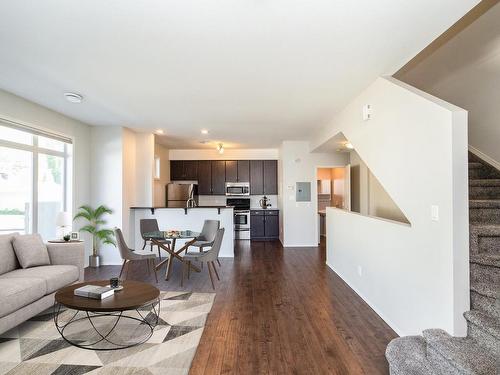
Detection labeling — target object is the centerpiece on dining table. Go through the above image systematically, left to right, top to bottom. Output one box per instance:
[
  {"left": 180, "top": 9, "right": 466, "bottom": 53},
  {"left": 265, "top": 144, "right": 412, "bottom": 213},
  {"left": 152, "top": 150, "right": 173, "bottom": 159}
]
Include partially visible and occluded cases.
[{"left": 165, "top": 230, "right": 181, "bottom": 238}]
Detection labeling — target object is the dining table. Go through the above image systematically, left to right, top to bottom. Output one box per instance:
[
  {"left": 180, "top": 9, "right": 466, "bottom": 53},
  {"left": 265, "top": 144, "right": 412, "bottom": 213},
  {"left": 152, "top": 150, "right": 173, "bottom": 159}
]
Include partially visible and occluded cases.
[{"left": 144, "top": 230, "right": 200, "bottom": 280}]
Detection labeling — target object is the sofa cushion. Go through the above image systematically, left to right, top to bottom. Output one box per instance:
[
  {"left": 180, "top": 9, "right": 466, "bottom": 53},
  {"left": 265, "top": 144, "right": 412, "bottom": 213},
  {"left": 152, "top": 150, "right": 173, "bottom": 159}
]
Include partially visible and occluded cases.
[
  {"left": 0, "top": 233, "right": 19, "bottom": 275},
  {"left": 12, "top": 234, "right": 50, "bottom": 268},
  {"left": 0, "top": 265, "right": 79, "bottom": 294},
  {"left": 0, "top": 278, "right": 46, "bottom": 318}
]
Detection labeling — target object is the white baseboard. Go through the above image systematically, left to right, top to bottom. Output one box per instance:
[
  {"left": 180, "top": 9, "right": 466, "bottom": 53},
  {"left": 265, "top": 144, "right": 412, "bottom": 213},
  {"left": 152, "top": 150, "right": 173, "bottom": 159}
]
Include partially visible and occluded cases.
[
  {"left": 469, "top": 145, "right": 500, "bottom": 171},
  {"left": 326, "top": 260, "right": 405, "bottom": 337}
]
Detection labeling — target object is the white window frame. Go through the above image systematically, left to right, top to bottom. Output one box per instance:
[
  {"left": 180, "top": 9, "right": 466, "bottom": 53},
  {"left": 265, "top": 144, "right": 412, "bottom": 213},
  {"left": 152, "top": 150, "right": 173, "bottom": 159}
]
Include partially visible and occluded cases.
[{"left": 0, "top": 119, "right": 73, "bottom": 234}]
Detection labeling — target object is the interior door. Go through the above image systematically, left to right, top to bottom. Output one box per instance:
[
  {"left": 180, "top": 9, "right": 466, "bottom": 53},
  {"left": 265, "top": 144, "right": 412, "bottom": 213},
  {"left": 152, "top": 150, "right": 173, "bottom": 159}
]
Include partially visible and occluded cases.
[{"left": 344, "top": 164, "right": 351, "bottom": 211}]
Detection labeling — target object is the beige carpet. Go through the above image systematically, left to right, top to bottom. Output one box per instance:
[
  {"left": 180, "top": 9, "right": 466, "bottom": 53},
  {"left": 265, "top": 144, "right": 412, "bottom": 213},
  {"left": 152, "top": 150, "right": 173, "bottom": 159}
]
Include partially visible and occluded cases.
[{"left": 0, "top": 291, "right": 215, "bottom": 375}]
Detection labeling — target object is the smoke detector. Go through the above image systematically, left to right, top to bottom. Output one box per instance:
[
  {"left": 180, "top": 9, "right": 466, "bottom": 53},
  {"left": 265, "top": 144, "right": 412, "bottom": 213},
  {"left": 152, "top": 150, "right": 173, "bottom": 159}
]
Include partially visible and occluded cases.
[{"left": 64, "top": 92, "right": 83, "bottom": 103}]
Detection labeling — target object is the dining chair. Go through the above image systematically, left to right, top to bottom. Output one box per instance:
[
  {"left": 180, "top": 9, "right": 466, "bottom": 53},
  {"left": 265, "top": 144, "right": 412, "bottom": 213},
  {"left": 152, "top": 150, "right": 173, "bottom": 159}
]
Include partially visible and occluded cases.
[
  {"left": 140, "top": 219, "right": 171, "bottom": 260},
  {"left": 189, "top": 220, "right": 221, "bottom": 266},
  {"left": 115, "top": 228, "right": 158, "bottom": 283},
  {"left": 181, "top": 228, "right": 224, "bottom": 289}
]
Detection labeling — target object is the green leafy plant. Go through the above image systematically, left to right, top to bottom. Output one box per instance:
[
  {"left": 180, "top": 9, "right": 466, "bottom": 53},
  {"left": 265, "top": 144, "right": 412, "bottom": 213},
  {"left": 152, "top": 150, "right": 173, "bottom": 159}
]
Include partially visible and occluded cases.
[{"left": 73, "top": 205, "right": 116, "bottom": 257}]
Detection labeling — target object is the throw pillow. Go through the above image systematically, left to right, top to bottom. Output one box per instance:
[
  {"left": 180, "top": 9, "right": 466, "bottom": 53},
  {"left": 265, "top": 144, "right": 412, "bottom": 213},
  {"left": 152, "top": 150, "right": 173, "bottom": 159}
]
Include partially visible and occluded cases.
[
  {"left": 0, "top": 232, "right": 20, "bottom": 274},
  {"left": 13, "top": 234, "right": 50, "bottom": 268}
]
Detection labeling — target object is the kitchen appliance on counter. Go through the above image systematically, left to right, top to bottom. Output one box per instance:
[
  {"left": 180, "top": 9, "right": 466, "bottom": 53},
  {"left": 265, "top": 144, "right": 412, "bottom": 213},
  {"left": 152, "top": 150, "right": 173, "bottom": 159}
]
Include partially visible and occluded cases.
[
  {"left": 225, "top": 182, "right": 250, "bottom": 196},
  {"left": 166, "top": 183, "right": 198, "bottom": 208},
  {"left": 259, "top": 195, "right": 272, "bottom": 209},
  {"left": 227, "top": 197, "right": 250, "bottom": 240}
]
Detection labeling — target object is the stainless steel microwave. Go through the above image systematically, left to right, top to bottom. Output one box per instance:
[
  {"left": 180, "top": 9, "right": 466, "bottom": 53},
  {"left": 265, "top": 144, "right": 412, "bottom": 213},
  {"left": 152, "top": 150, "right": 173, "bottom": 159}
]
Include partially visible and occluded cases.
[{"left": 225, "top": 182, "right": 250, "bottom": 196}]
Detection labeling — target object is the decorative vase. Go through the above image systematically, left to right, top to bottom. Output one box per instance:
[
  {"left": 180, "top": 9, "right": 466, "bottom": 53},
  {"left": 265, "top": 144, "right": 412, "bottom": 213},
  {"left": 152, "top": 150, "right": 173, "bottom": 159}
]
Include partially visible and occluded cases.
[{"left": 89, "top": 255, "right": 100, "bottom": 268}]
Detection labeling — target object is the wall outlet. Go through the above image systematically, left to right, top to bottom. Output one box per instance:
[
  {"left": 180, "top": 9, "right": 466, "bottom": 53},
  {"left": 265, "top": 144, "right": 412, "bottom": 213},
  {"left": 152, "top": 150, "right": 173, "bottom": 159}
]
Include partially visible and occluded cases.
[
  {"left": 362, "top": 104, "right": 372, "bottom": 121},
  {"left": 357, "top": 265, "right": 363, "bottom": 277}
]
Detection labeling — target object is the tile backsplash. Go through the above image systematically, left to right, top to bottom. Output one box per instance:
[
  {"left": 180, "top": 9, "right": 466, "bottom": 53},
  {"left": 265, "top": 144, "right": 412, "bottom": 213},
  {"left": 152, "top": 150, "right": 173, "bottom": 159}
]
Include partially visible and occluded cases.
[{"left": 198, "top": 195, "right": 278, "bottom": 209}]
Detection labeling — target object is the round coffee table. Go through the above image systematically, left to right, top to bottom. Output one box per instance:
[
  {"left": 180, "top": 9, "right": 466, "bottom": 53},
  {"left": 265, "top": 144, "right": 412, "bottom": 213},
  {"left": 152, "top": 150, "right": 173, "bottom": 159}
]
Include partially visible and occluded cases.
[{"left": 54, "top": 280, "right": 160, "bottom": 350}]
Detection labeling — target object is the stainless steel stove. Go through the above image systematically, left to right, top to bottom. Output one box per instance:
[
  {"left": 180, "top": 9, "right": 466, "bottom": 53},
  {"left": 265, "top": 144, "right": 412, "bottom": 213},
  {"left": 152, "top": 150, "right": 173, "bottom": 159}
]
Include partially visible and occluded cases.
[{"left": 226, "top": 198, "right": 250, "bottom": 240}]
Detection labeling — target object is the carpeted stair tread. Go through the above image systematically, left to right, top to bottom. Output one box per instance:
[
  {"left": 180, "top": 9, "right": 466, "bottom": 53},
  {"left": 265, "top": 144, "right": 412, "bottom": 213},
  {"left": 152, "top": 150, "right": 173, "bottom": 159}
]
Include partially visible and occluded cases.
[
  {"left": 469, "top": 162, "right": 484, "bottom": 169},
  {"left": 469, "top": 178, "right": 500, "bottom": 186},
  {"left": 469, "top": 199, "right": 500, "bottom": 208},
  {"left": 469, "top": 223, "right": 500, "bottom": 236},
  {"left": 470, "top": 253, "right": 500, "bottom": 268},
  {"left": 470, "top": 282, "right": 499, "bottom": 299},
  {"left": 464, "top": 310, "right": 500, "bottom": 340},
  {"left": 422, "top": 329, "right": 497, "bottom": 374},
  {"left": 386, "top": 336, "right": 436, "bottom": 375}
]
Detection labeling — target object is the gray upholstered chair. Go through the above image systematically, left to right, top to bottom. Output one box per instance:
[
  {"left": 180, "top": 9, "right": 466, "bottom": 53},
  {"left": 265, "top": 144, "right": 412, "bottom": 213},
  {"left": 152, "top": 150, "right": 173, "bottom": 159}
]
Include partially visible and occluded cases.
[
  {"left": 140, "top": 219, "right": 171, "bottom": 260},
  {"left": 189, "top": 220, "right": 221, "bottom": 266},
  {"left": 115, "top": 228, "right": 158, "bottom": 283},
  {"left": 181, "top": 228, "right": 224, "bottom": 289}
]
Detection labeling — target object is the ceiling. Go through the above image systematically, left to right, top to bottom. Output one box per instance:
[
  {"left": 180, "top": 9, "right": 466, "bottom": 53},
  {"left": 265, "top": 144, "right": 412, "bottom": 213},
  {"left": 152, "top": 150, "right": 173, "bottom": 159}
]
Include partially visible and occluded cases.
[{"left": 0, "top": 0, "right": 479, "bottom": 149}]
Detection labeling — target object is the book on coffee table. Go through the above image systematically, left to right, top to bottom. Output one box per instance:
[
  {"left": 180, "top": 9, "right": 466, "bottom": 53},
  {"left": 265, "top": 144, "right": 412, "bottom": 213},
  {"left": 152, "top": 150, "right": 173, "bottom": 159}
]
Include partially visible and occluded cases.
[{"left": 74, "top": 285, "right": 115, "bottom": 300}]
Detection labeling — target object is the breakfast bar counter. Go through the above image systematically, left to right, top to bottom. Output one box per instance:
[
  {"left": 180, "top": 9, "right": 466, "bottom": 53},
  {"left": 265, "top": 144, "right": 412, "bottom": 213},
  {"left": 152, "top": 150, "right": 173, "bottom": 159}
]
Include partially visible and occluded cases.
[{"left": 129, "top": 207, "right": 234, "bottom": 257}]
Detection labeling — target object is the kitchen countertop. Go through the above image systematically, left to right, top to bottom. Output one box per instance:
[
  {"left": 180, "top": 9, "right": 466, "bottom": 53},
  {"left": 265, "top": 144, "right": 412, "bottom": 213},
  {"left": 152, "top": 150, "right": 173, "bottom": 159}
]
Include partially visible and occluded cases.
[
  {"left": 130, "top": 206, "right": 233, "bottom": 214},
  {"left": 250, "top": 207, "right": 278, "bottom": 210}
]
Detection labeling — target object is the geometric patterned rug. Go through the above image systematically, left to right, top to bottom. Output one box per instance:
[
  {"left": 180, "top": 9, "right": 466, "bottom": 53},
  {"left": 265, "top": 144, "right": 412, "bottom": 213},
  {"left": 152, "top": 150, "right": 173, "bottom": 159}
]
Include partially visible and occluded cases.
[{"left": 0, "top": 291, "right": 215, "bottom": 375}]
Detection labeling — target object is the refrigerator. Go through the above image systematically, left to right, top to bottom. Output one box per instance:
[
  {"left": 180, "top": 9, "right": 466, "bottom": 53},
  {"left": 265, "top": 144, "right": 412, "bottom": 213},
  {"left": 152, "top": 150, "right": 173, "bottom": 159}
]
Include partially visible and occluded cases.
[{"left": 166, "top": 183, "right": 198, "bottom": 208}]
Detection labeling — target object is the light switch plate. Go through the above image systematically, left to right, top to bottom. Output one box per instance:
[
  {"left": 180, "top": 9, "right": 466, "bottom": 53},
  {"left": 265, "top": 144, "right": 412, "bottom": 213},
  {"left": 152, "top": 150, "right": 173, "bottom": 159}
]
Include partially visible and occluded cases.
[{"left": 431, "top": 205, "right": 439, "bottom": 221}]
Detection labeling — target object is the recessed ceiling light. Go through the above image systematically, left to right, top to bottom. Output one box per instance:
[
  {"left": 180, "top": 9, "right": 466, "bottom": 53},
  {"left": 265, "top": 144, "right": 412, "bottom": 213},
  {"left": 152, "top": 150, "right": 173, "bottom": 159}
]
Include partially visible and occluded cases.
[
  {"left": 64, "top": 92, "right": 83, "bottom": 103},
  {"left": 156, "top": 129, "right": 164, "bottom": 134},
  {"left": 201, "top": 129, "right": 209, "bottom": 135},
  {"left": 344, "top": 142, "right": 354, "bottom": 149}
]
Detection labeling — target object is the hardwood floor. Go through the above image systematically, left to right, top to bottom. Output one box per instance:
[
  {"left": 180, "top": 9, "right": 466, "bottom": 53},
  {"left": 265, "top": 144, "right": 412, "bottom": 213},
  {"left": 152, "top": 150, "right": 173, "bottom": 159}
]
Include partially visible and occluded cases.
[{"left": 85, "top": 239, "right": 397, "bottom": 374}]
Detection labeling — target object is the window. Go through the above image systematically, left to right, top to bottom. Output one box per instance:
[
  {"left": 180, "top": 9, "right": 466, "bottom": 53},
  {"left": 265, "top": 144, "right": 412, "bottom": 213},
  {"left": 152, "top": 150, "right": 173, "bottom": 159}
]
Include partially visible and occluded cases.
[{"left": 0, "top": 121, "right": 73, "bottom": 239}]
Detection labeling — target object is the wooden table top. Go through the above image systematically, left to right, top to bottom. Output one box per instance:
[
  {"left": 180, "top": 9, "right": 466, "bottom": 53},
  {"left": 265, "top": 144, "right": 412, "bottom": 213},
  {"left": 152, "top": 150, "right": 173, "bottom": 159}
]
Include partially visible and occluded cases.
[{"left": 55, "top": 280, "right": 160, "bottom": 312}]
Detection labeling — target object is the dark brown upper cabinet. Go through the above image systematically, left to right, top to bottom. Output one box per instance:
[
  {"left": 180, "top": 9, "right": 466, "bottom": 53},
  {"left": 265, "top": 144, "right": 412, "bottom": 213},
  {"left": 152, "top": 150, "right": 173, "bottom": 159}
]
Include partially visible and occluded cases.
[
  {"left": 170, "top": 160, "right": 198, "bottom": 180},
  {"left": 170, "top": 160, "right": 184, "bottom": 181},
  {"left": 211, "top": 160, "right": 226, "bottom": 195},
  {"left": 237, "top": 160, "right": 250, "bottom": 182},
  {"left": 250, "top": 160, "right": 264, "bottom": 195},
  {"left": 263, "top": 160, "right": 278, "bottom": 195},
  {"left": 197, "top": 161, "right": 212, "bottom": 195},
  {"left": 225, "top": 161, "right": 238, "bottom": 182}
]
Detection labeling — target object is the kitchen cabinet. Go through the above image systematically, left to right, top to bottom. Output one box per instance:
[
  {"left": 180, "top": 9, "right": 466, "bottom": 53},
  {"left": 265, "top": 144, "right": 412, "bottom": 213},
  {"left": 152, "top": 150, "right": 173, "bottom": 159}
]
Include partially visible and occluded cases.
[
  {"left": 170, "top": 160, "right": 198, "bottom": 180},
  {"left": 211, "top": 160, "right": 226, "bottom": 195},
  {"left": 237, "top": 160, "right": 250, "bottom": 182},
  {"left": 250, "top": 160, "right": 264, "bottom": 195},
  {"left": 263, "top": 160, "right": 278, "bottom": 195},
  {"left": 197, "top": 161, "right": 212, "bottom": 195},
  {"left": 225, "top": 161, "right": 238, "bottom": 182},
  {"left": 250, "top": 210, "right": 279, "bottom": 240}
]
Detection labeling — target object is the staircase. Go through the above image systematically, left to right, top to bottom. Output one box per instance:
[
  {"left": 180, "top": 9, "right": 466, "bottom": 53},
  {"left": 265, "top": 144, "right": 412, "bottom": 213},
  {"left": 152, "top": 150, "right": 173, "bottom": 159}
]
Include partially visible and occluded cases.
[{"left": 385, "top": 153, "right": 500, "bottom": 374}]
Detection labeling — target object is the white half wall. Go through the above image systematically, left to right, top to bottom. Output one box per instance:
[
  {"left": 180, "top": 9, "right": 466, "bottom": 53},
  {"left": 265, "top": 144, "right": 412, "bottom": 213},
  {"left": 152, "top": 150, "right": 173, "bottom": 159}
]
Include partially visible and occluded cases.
[
  {"left": 314, "top": 77, "right": 469, "bottom": 336},
  {"left": 0, "top": 89, "right": 93, "bottom": 263},
  {"left": 279, "top": 141, "right": 348, "bottom": 247}
]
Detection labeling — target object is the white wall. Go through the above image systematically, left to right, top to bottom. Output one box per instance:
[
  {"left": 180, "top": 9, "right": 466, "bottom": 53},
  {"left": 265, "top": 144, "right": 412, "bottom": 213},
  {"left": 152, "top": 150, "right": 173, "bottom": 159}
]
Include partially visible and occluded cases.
[
  {"left": 396, "top": 2, "right": 500, "bottom": 166},
  {"left": 313, "top": 77, "right": 469, "bottom": 336},
  {"left": 0, "top": 89, "right": 93, "bottom": 262},
  {"left": 90, "top": 126, "right": 124, "bottom": 265},
  {"left": 134, "top": 133, "right": 154, "bottom": 206},
  {"left": 279, "top": 141, "right": 348, "bottom": 247},
  {"left": 154, "top": 143, "right": 170, "bottom": 206},
  {"left": 169, "top": 148, "right": 279, "bottom": 160}
]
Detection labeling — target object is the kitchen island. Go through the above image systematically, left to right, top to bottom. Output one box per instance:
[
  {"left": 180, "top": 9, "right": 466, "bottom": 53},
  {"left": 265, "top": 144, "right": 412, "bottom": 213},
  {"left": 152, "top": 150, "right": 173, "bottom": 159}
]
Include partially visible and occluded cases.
[{"left": 130, "top": 206, "right": 234, "bottom": 257}]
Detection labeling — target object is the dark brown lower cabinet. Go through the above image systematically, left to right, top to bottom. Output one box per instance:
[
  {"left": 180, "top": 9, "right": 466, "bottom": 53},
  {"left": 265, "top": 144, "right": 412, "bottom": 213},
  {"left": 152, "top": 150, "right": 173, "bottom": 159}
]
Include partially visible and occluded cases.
[{"left": 250, "top": 210, "right": 279, "bottom": 240}]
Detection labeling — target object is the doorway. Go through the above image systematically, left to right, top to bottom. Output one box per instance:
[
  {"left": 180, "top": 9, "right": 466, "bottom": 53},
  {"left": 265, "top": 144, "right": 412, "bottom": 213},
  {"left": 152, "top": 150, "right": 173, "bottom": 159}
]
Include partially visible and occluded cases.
[{"left": 316, "top": 166, "right": 351, "bottom": 243}]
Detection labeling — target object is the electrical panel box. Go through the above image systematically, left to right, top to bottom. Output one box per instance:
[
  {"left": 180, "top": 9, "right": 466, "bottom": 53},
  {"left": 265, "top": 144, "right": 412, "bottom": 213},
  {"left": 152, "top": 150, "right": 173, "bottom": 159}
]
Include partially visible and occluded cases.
[{"left": 296, "top": 182, "right": 311, "bottom": 202}]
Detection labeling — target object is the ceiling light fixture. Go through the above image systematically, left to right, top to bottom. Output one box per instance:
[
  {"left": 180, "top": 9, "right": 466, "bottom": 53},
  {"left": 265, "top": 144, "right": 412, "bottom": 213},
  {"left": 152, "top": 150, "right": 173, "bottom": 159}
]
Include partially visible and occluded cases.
[
  {"left": 64, "top": 92, "right": 83, "bottom": 103},
  {"left": 156, "top": 129, "right": 164, "bottom": 134},
  {"left": 201, "top": 129, "right": 209, "bottom": 135},
  {"left": 344, "top": 142, "right": 354, "bottom": 149},
  {"left": 217, "top": 143, "right": 224, "bottom": 154}
]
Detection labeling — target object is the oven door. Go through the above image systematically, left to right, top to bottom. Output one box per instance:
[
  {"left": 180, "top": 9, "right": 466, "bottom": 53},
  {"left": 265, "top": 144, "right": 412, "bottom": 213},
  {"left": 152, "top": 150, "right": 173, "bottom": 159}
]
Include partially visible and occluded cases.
[{"left": 234, "top": 211, "right": 249, "bottom": 226}]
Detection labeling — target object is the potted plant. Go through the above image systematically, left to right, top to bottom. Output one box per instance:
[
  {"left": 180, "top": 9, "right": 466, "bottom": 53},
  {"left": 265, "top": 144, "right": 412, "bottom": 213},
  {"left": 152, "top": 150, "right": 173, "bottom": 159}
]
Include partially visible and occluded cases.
[{"left": 74, "top": 205, "right": 116, "bottom": 267}]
